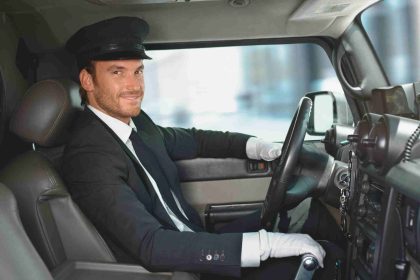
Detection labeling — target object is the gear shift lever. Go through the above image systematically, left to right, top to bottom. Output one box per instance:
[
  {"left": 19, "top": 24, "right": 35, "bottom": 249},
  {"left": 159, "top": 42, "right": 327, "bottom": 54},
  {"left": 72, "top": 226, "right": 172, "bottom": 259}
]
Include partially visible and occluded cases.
[{"left": 294, "top": 254, "right": 319, "bottom": 280}]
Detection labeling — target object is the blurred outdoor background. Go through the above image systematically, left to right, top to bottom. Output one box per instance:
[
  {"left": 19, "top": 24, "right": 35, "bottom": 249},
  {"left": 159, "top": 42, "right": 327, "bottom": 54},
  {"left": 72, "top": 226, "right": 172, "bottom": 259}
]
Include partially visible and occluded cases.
[{"left": 143, "top": 0, "right": 418, "bottom": 141}]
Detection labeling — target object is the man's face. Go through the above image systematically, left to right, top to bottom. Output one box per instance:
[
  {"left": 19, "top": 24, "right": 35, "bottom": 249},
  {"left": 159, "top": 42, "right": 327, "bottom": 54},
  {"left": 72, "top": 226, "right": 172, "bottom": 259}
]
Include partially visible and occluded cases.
[{"left": 82, "top": 59, "right": 145, "bottom": 123}]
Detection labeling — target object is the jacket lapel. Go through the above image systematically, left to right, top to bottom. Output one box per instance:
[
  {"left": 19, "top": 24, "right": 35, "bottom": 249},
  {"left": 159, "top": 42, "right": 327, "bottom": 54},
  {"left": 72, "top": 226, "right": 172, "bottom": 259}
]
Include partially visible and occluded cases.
[{"left": 83, "top": 109, "right": 157, "bottom": 210}]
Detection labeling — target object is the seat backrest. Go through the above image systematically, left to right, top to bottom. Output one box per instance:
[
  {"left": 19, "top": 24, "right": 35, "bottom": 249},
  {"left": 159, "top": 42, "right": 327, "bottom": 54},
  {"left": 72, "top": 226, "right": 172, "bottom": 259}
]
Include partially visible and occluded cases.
[
  {"left": 0, "top": 79, "right": 116, "bottom": 270},
  {"left": 0, "top": 182, "right": 53, "bottom": 280}
]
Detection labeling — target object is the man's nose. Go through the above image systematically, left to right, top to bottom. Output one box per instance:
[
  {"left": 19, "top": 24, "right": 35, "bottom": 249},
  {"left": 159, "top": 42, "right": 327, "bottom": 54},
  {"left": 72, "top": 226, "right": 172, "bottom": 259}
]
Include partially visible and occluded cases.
[{"left": 125, "top": 74, "right": 143, "bottom": 91}]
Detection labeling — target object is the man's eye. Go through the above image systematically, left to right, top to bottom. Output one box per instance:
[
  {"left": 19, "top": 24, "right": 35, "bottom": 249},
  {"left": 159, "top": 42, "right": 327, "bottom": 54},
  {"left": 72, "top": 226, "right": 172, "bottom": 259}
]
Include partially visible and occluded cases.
[
  {"left": 135, "top": 69, "right": 144, "bottom": 75},
  {"left": 113, "top": 71, "right": 121, "bottom": 75}
]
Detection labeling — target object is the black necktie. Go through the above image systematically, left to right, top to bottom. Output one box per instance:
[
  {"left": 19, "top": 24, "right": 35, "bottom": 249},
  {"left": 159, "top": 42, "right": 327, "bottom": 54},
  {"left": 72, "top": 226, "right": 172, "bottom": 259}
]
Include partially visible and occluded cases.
[{"left": 129, "top": 129, "right": 194, "bottom": 227}]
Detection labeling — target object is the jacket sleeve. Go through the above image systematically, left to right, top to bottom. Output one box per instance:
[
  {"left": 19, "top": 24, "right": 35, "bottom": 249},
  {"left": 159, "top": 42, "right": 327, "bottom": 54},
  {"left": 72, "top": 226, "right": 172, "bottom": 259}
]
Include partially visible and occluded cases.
[
  {"left": 158, "top": 126, "right": 252, "bottom": 160},
  {"left": 62, "top": 143, "right": 244, "bottom": 277}
]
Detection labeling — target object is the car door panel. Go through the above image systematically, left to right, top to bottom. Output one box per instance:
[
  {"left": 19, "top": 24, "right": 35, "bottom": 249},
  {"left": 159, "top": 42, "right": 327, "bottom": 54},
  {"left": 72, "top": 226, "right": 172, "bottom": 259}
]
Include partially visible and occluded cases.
[
  {"left": 176, "top": 141, "right": 328, "bottom": 229},
  {"left": 176, "top": 158, "right": 271, "bottom": 228},
  {"left": 180, "top": 176, "right": 270, "bottom": 228}
]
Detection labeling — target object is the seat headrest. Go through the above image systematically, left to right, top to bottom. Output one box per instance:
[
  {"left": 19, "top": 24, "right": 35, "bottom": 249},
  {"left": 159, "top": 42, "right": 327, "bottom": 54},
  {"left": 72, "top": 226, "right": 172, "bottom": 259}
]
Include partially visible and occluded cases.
[{"left": 10, "top": 79, "right": 83, "bottom": 147}]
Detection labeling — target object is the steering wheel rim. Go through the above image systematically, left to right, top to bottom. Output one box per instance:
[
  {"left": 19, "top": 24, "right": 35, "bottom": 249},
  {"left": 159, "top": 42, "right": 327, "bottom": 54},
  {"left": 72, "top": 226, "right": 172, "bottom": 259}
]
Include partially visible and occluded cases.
[{"left": 261, "top": 97, "right": 313, "bottom": 230}]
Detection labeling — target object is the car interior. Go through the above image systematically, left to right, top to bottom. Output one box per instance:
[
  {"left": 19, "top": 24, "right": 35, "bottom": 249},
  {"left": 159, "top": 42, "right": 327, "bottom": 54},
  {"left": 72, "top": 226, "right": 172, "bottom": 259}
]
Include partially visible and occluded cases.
[{"left": 0, "top": 0, "right": 420, "bottom": 280}]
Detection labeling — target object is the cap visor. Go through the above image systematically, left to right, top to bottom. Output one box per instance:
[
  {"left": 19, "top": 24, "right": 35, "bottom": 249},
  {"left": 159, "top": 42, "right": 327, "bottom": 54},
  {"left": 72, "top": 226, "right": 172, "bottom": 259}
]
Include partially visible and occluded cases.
[{"left": 93, "top": 50, "right": 152, "bottom": 61}]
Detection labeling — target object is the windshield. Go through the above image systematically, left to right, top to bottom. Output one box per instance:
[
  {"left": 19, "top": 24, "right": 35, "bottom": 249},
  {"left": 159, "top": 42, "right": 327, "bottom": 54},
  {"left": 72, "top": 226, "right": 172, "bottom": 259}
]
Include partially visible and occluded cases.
[{"left": 143, "top": 44, "right": 342, "bottom": 141}]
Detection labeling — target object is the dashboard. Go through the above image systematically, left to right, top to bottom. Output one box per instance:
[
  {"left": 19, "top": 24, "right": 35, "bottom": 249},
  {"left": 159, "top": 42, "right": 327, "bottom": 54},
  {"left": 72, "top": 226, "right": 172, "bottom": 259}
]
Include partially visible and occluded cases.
[{"left": 330, "top": 113, "right": 420, "bottom": 280}]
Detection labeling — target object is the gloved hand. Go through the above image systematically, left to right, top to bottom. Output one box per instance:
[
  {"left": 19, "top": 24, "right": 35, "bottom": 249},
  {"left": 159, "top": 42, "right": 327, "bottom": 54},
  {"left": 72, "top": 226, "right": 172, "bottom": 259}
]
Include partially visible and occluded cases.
[
  {"left": 246, "top": 137, "right": 282, "bottom": 161},
  {"left": 259, "top": 229, "right": 326, "bottom": 268}
]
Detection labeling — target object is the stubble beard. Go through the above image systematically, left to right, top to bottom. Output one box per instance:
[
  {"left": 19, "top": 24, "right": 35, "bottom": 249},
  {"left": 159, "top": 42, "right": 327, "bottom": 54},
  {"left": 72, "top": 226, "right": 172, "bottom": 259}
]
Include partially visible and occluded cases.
[{"left": 95, "top": 89, "right": 143, "bottom": 121}]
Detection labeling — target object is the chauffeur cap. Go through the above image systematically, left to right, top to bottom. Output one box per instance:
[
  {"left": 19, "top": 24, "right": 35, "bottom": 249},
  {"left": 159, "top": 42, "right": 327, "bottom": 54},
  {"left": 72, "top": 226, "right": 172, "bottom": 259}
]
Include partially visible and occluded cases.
[{"left": 66, "top": 16, "right": 151, "bottom": 70}]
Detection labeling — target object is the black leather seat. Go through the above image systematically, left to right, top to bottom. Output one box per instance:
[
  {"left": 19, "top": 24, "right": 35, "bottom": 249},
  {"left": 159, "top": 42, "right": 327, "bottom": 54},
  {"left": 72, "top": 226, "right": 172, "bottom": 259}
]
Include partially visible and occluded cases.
[
  {"left": 0, "top": 79, "right": 116, "bottom": 270},
  {"left": 0, "top": 181, "right": 174, "bottom": 280},
  {"left": 0, "top": 182, "right": 53, "bottom": 280}
]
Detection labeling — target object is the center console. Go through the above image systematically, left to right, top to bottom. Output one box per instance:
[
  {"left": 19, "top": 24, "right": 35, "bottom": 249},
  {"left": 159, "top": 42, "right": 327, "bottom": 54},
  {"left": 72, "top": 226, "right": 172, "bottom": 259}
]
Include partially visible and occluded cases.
[
  {"left": 343, "top": 114, "right": 420, "bottom": 280},
  {"left": 351, "top": 175, "right": 385, "bottom": 276}
]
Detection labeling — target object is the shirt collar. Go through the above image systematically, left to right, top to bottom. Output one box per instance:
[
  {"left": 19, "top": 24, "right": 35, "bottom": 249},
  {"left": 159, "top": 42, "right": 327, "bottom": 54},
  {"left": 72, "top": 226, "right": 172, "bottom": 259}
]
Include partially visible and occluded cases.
[{"left": 88, "top": 105, "right": 137, "bottom": 143}]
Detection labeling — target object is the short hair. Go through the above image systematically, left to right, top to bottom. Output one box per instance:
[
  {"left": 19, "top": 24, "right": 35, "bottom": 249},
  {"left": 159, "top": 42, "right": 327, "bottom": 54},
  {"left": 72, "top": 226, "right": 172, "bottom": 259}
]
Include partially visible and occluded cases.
[{"left": 79, "top": 61, "right": 95, "bottom": 105}]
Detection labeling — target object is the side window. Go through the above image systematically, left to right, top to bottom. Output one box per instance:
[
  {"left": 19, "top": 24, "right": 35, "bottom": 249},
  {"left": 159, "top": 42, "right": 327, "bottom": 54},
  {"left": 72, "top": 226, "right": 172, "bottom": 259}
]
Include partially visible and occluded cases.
[
  {"left": 362, "top": 0, "right": 419, "bottom": 84},
  {"left": 143, "top": 44, "right": 343, "bottom": 141}
]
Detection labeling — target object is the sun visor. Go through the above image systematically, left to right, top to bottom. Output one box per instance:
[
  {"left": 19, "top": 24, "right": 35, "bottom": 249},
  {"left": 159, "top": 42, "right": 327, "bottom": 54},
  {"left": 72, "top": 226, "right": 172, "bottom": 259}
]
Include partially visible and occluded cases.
[{"left": 371, "top": 83, "right": 420, "bottom": 120}]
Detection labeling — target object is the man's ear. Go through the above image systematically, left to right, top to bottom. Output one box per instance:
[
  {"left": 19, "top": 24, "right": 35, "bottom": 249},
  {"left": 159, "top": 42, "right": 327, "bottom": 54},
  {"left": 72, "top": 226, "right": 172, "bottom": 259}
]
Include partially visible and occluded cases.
[{"left": 79, "top": 69, "right": 95, "bottom": 92}]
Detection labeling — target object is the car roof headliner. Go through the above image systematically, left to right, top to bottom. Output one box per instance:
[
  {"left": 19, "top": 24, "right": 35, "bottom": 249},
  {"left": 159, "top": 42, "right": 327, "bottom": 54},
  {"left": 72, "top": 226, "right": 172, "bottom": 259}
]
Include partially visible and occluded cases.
[{"left": 0, "top": 0, "right": 380, "bottom": 52}]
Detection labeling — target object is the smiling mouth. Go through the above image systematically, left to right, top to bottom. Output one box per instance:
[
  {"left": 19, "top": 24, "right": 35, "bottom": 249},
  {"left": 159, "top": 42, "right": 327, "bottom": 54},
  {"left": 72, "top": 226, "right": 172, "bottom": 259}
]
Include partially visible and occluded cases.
[{"left": 120, "top": 95, "right": 142, "bottom": 101}]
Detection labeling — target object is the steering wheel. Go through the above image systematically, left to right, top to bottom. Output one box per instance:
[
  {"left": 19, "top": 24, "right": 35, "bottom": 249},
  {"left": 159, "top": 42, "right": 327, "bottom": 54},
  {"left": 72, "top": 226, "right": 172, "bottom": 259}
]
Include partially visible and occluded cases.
[{"left": 261, "top": 97, "right": 313, "bottom": 230}]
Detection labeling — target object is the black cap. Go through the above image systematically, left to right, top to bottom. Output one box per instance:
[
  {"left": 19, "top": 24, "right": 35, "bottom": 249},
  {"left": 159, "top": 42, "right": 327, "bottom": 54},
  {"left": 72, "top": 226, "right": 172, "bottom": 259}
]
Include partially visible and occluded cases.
[{"left": 66, "top": 16, "right": 152, "bottom": 70}]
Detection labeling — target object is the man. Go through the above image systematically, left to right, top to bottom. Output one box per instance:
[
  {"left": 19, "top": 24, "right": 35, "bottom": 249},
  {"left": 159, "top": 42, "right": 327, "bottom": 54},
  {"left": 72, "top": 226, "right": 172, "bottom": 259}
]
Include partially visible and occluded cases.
[{"left": 63, "top": 17, "right": 339, "bottom": 279}]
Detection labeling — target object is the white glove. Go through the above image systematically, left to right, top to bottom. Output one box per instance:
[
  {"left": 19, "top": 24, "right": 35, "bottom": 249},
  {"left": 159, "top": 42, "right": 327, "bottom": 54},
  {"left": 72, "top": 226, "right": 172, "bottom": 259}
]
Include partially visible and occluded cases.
[
  {"left": 246, "top": 137, "right": 282, "bottom": 161},
  {"left": 259, "top": 229, "right": 326, "bottom": 268}
]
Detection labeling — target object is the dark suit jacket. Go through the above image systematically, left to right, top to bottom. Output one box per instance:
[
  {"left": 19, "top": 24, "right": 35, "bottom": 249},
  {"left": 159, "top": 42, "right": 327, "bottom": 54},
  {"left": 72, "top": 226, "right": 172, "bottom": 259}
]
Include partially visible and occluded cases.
[{"left": 62, "top": 108, "right": 251, "bottom": 277}]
